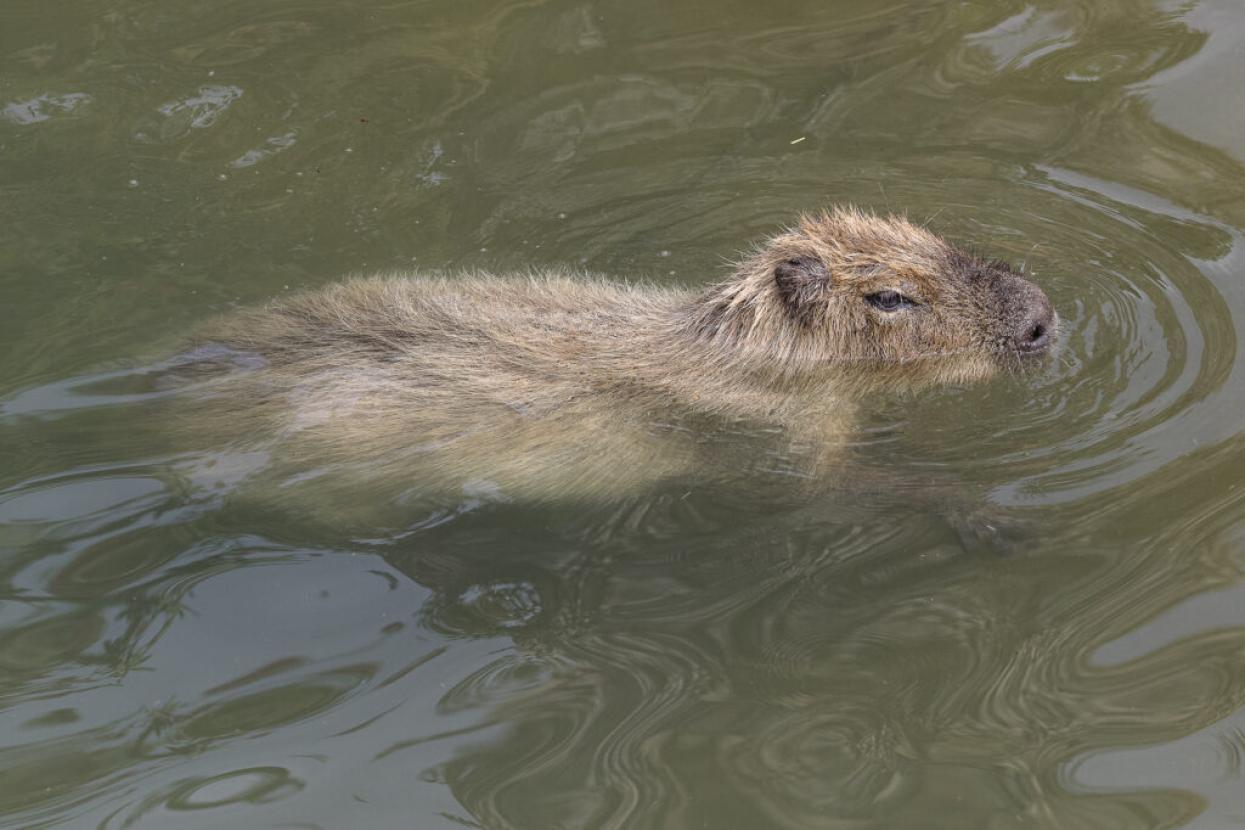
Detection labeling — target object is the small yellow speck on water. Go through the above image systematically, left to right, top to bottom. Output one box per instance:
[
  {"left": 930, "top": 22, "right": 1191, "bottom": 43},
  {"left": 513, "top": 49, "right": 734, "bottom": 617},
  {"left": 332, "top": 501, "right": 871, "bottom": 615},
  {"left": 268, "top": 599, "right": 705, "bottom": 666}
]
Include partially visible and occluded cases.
[{"left": 789, "top": 136, "right": 806, "bottom": 144}]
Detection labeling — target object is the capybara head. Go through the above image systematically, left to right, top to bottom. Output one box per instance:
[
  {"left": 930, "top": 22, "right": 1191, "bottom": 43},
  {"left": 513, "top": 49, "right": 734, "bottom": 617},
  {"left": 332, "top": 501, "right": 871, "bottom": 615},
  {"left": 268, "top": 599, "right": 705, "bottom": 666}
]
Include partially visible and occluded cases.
[{"left": 690, "top": 208, "right": 1056, "bottom": 386}]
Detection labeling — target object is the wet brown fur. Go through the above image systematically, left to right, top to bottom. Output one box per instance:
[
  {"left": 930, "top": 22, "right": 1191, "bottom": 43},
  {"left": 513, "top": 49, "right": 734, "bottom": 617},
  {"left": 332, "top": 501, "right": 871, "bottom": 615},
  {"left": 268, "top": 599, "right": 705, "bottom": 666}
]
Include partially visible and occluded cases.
[{"left": 184, "top": 208, "right": 1054, "bottom": 505}]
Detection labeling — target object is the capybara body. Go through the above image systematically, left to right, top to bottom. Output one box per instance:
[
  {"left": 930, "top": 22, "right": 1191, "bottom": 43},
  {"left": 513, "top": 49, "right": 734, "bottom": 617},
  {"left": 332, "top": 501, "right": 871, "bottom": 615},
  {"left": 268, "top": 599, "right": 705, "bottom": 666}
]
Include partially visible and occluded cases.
[{"left": 182, "top": 208, "right": 1055, "bottom": 508}]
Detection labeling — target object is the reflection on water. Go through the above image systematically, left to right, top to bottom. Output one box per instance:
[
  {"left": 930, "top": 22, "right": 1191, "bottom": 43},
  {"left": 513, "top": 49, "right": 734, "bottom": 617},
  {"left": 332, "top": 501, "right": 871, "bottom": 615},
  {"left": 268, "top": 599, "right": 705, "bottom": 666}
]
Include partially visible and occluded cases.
[{"left": 3, "top": 0, "right": 1245, "bottom": 827}]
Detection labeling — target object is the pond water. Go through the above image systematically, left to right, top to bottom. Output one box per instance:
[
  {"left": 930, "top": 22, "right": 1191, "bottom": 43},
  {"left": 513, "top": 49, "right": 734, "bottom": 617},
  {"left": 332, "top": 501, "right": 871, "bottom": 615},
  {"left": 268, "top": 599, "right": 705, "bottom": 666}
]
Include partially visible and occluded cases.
[{"left": 4, "top": 0, "right": 1245, "bottom": 827}]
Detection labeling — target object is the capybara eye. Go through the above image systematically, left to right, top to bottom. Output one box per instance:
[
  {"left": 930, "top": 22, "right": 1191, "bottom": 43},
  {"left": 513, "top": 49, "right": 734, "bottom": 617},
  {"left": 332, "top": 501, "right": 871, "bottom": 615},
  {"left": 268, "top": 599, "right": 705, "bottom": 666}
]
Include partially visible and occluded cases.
[{"left": 865, "top": 291, "right": 913, "bottom": 312}]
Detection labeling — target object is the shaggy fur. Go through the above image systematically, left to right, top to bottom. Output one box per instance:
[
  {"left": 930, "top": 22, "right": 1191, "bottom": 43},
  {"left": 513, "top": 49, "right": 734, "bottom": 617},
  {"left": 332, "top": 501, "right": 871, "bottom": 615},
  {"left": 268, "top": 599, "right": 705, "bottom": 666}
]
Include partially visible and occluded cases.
[{"left": 180, "top": 208, "right": 1054, "bottom": 505}]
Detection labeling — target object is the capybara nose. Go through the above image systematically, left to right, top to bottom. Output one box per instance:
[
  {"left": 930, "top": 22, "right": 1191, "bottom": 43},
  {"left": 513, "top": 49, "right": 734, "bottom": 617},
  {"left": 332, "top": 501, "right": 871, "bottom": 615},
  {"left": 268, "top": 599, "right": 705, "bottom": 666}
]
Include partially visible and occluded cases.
[{"left": 1012, "top": 281, "right": 1055, "bottom": 354}]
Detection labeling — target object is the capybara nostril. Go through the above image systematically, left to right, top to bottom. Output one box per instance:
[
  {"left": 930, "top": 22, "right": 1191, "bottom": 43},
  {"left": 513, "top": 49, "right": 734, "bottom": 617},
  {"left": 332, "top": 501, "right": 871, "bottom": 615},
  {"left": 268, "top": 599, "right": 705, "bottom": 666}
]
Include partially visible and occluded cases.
[
  {"left": 1007, "top": 280, "right": 1055, "bottom": 355},
  {"left": 1025, "top": 320, "right": 1050, "bottom": 349}
]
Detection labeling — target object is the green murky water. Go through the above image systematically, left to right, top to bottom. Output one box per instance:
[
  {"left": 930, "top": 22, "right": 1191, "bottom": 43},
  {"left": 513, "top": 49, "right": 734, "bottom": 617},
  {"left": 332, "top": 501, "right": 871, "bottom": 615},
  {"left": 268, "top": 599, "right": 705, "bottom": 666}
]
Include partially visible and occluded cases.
[{"left": 4, "top": 0, "right": 1245, "bottom": 827}]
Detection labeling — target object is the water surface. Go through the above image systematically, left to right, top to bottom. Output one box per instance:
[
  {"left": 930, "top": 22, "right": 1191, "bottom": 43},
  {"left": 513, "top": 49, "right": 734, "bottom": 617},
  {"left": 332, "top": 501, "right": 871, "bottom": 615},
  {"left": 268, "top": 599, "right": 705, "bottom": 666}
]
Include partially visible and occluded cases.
[{"left": 4, "top": 0, "right": 1245, "bottom": 827}]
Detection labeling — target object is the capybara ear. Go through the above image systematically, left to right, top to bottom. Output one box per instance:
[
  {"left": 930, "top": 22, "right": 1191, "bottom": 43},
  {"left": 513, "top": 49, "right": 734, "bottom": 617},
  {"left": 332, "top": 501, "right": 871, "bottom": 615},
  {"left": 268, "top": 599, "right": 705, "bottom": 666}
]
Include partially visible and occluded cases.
[{"left": 774, "top": 256, "right": 830, "bottom": 317}]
